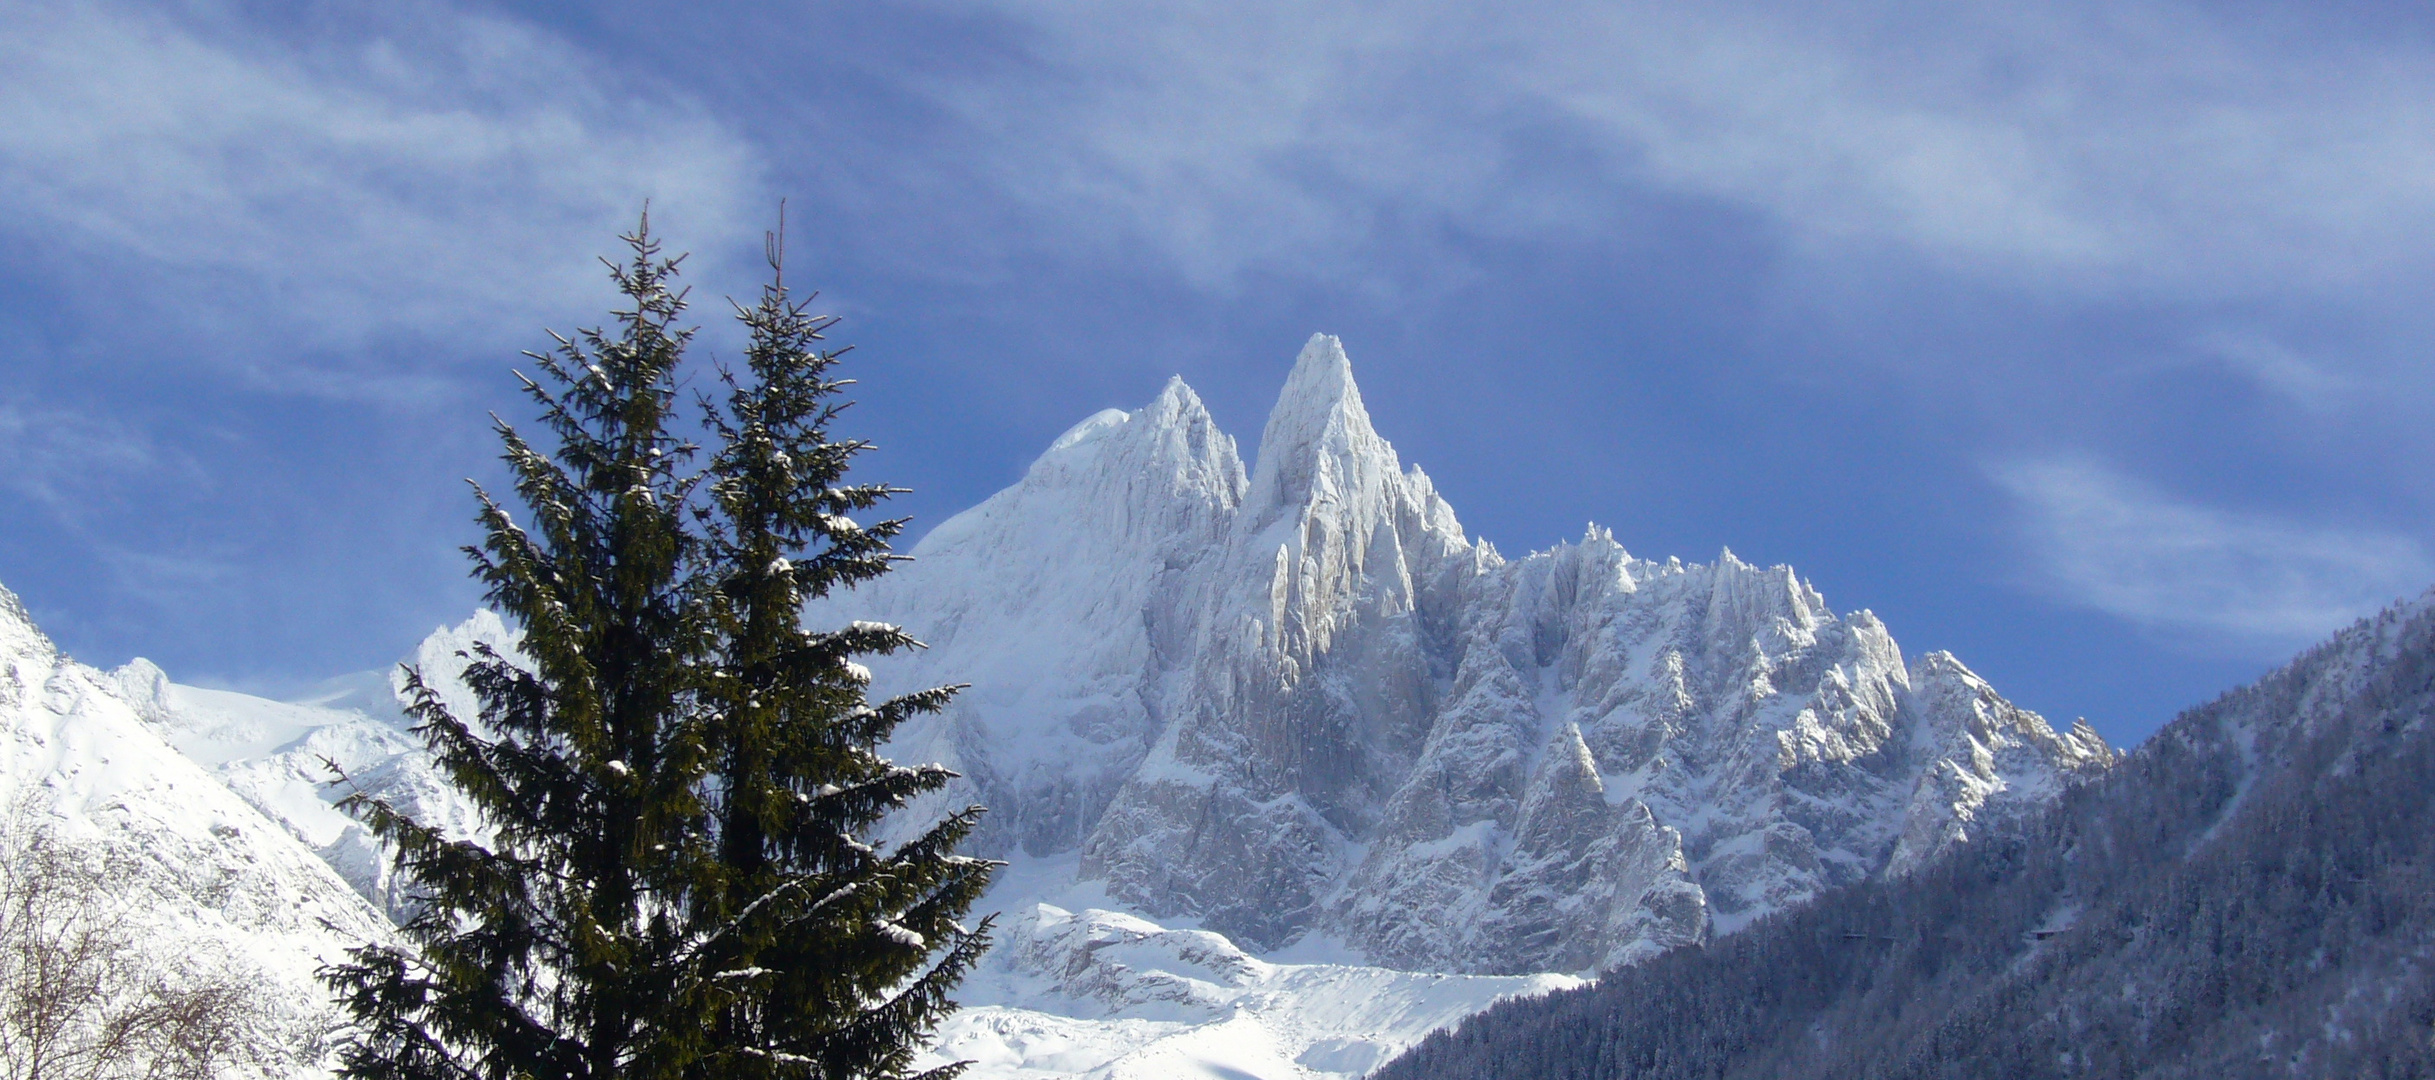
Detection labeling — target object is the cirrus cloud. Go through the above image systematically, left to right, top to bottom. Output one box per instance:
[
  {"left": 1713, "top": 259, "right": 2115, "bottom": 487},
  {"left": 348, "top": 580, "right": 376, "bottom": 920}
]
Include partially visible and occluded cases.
[
  {"left": 0, "top": 1, "right": 766, "bottom": 386},
  {"left": 897, "top": 1, "right": 2435, "bottom": 305},
  {"left": 1994, "top": 457, "right": 2432, "bottom": 654}
]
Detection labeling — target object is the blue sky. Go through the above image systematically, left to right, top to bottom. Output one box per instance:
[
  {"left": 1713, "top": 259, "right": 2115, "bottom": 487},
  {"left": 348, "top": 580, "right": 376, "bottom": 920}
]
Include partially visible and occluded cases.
[{"left": 5, "top": 0, "right": 2434, "bottom": 746}]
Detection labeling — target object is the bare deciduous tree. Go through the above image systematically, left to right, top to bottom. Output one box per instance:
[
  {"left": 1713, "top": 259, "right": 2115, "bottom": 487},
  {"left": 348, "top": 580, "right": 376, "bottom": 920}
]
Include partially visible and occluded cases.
[{"left": 0, "top": 810, "right": 264, "bottom": 1080}]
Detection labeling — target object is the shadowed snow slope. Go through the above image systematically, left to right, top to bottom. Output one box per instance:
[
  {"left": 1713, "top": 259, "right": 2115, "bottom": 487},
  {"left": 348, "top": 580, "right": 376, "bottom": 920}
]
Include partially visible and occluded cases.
[{"left": 820, "top": 334, "right": 2115, "bottom": 976}]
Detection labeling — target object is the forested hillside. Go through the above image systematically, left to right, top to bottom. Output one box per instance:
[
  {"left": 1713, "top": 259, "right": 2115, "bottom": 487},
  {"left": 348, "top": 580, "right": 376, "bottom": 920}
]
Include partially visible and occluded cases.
[{"left": 1380, "top": 589, "right": 2435, "bottom": 1080}]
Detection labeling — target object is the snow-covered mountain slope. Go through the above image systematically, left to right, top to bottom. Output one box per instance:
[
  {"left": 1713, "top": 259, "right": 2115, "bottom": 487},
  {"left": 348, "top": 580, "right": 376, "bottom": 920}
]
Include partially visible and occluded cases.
[
  {"left": 0, "top": 333, "right": 2120, "bottom": 1076},
  {"left": 824, "top": 334, "right": 2115, "bottom": 975},
  {"left": 870, "top": 379, "right": 1247, "bottom": 860},
  {"left": 10, "top": 520, "right": 1556, "bottom": 1080},
  {"left": 5, "top": 582, "right": 1552, "bottom": 1080},
  {"left": 0, "top": 584, "right": 394, "bottom": 1076},
  {"left": 1380, "top": 587, "right": 2435, "bottom": 1080},
  {"left": 102, "top": 612, "right": 505, "bottom": 920},
  {"left": 912, "top": 860, "right": 1579, "bottom": 1080}
]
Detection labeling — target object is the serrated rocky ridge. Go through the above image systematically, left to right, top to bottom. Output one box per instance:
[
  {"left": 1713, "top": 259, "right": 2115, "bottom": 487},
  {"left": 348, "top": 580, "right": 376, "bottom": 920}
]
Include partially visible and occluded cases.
[{"left": 826, "top": 333, "right": 2116, "bottom": 975}]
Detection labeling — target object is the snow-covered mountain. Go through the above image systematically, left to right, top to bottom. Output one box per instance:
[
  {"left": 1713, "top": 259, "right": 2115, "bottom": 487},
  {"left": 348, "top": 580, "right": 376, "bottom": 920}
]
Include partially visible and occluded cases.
[
  {"left": 0, "top": 332, "right": 2120, "bottom": 1077},
  {"left": 827, "top": 334, "right": 2115, "bottom": 975},
  {"left": 0, "top": 585, "right": 395, "bottom": 1076},
  {"left": 0, "top": 588, "right": 1559, "bottom": 1080},
  {"left": 1379, "top": 589, "right": 2435, "bottom": 1079},
  {"left": 106, "top": 613, "right": 503, "bottom": 920}
]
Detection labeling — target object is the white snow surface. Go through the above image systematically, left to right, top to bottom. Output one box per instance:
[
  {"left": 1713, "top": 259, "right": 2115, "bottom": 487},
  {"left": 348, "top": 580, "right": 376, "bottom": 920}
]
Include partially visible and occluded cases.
[
  {"left": 820, "top": 333, "right": 2117, "bottom": 974},
  {"left": 0, "top": 585, "right": 396, "bottom": 1077},
  {"left": 107, "top": 612, "right": 507, "bottom": 919},
  {"left": 915, "top": 857, "right": 1579, "bottom": 1079}
]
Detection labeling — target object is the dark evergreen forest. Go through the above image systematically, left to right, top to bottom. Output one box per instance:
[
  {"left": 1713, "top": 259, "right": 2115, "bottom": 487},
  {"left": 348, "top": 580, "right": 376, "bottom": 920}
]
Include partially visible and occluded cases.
[{"left": 1380, "top": 593, "right": 2435, "bottom": 1080}]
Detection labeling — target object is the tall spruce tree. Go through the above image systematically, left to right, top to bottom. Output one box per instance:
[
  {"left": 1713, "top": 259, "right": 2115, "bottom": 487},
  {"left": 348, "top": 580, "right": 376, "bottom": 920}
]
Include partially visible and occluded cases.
[{"left": 322, "top": 216, "right": 994, "bottom": 1080}]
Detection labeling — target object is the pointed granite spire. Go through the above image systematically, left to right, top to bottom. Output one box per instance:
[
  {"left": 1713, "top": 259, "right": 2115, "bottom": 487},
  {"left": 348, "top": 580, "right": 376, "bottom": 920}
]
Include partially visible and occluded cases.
[{"left": 1245, "top": 334, "right": 1396, "bottom": 516}]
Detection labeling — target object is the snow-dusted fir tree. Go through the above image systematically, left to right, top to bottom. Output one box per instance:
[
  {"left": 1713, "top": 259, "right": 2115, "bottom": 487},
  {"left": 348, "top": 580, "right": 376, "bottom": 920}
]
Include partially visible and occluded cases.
[{"left": 323, "top": 217, "right": 995, "bottom": 1080}]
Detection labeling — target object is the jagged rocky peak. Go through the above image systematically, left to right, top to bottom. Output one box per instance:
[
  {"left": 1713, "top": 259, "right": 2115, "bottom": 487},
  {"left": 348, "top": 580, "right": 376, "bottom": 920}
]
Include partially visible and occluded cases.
[
  {"left": 1244, "top": 333, "right": 1393, "bottom": 517},
  {"left": 831, "top": 335, "right": 2115, "bottom": 974},
  {"left": 1210, "top": 335, "right": 1470, "bottom": 685},
  {"left": 1081, "top": 337, "right": 1485, "bottom": 949},
  {"left": 915, "top": 372, "right": 1243, "bottom": 569},
  {"left": 808, "top": 373, "right": 1254, "bottom": 860},
  {"left": 1019, "top": 374, "right": 1244, "bottom": 511},
  {"left": 396, "top": 607, "right": 519, "bottom": 735},
  {"left": 1882, "top": 650, "right": 2116, "bottom": 876}
]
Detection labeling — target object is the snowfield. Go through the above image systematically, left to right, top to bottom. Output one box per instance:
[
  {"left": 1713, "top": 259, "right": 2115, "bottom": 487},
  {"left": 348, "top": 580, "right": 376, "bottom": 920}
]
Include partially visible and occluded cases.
[
  {"left": 6, "top": 585, "right": 1553, "bottom": 1079},
  {"left": 0, "top": 588, "right": 393, "bottom": 1077},
  {"left": 917, "top": 886, "right": 1579, "bottom": 1079}
]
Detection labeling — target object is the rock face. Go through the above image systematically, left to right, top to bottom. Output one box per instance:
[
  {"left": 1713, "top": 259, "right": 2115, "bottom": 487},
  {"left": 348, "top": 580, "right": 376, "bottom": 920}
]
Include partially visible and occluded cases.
[
  {"left": 825, "top": 334, "right": 2115, "bottom": 974},
  {"left": 1375, "top": 592, "right": 2435, "bottom": 1080}
]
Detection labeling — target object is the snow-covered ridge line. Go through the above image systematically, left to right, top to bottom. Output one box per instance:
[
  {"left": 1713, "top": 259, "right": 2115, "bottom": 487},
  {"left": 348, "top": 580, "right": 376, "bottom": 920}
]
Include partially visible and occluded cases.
[
  {"left": 0, "top": 332, "right": 2121, "bottom": 1079},
  {"left": 823, "top": 333, "right": 2116, "bottom": 976},
  {"left": 0, "top": 584, "right": 397, "bottom": 1078},
  {"left": 104, "top": 611, "right": 509, "bottom": 921}
]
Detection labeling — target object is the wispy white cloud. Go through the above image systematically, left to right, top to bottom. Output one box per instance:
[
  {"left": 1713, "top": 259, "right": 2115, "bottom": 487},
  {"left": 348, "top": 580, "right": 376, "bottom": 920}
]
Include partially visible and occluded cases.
[
  {"left": 906, "top": 1, "right": 2435, "bottom": 303},
  {"left": 0, "top": 2, "right": 765, "bottom": 384},
  {"left": 1515, "top": 4, "right": 2435, "bottom": 295},
  {"left": 2188, "top": 331, "right": 2355, "bottom": 411},
  {"left": 0, "top": 400, "right": 185, "bottom": 514},
  {"left": 1993, "top": 457, "right": 2432, "bottom": 653}
]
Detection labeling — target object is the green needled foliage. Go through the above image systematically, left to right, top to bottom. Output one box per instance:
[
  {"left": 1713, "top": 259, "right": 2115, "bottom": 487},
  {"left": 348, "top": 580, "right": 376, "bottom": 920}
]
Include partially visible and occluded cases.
[{"left": 321, "top": 215, "right": 996, "bottom": 1080}]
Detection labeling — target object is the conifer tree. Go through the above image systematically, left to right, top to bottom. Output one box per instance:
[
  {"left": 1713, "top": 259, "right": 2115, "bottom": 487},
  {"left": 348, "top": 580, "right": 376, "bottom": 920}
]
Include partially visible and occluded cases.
[{"left": 322, "top": 215, "right": 994, "bottom": 1080}]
